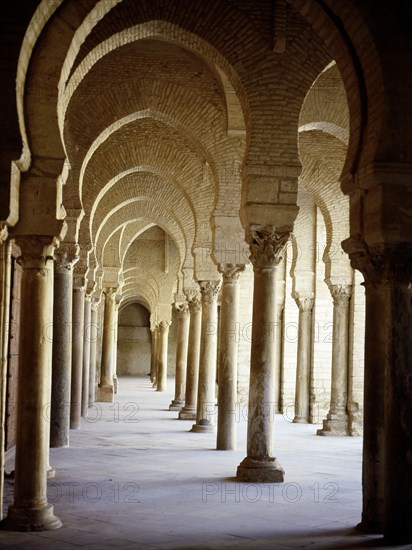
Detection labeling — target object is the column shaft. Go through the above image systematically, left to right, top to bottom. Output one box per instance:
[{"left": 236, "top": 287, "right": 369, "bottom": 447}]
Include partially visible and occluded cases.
[
  {"left": 3, "top": 238, "right": 61, "bottom": 530},
  {"left": 50, "top": 252, "right": 75, "bottom": 448},
  {"left": 216, "top": 265, "right": 244, "bottom": 450},
  {"left": 70, "top": 285, "right": 85, "bottom": 429},
  {"left": 99, "top": 289, "right": 116, "bottom": 402},
  {"left": 293, "top": 295, "right": 314, "bottom": 423},
  {"left": 179, "top": 296, "right": 202, "bottom": 420},
  {"left": 81, "top": 298, "right": 91, "bottom": 416},
  {"left": 88, "top": 302, "right": 98, "bottom": 406},
  {"left": 170, "top": 304, "right": 190, "bottom": 410},
  {"left": 156, "top": 321, "right": 170, "bottom": 392}
]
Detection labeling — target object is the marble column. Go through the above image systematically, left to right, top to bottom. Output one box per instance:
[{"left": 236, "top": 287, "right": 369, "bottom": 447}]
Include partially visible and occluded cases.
[
  {"left": 237, "top": 225, "right": 289, "bottom": 482},
  {"left": 2, "top": 237, "right": 62, "bottom": 531},
  {"left": 343, "top": 240, "right": 412, "bottom": 543},
  {"left": 50, "top": 245, "right": 78, "bottom": 448},
  {"left": 216, "top": 264, "right": 245, "bottom": 450},
  {"left": 70, "top": 275, "right": 85, "bottom": 429},
  {"left": 191, "top": 280, "right": 221, "bottom": 433},
  {"left": 317, "top": 285, "right": 351, "bottom": 436},
  {"left": 98, "top": 288, "right": 116, "bottom": 402},
  {"left": 179, "top": 293, "right": 202, "bottom": 420},
  {"left": 292, "top": 293, "right": 314, "bottom": 423},
  {"left": 81, "top": 296, "right": 91, "bottom": 417},
  {"left": 88, "top": 300, "right": 99, "bottom": 406},
  {"left": 169, "top": 303, "right": 190, "bottom": 410},
  {"left": 156, "top": 321, "right": 170, "bottom": 392}
]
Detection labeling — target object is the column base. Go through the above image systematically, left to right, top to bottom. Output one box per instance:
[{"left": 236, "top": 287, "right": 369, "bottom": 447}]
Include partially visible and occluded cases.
[
  {"left": 113, "top": 377, "right": 118, "bottom": 394},
  {"left": 96, "top": 384, "right": 114, "bottom": 403},
  {"left": 169, "top": 399, "right": 184, "bottom": 411},
  {"left": 178, "top": 407, "right": 196, "bottom": 420},
  {"left": 317, "top": 412, "right": 349, "bottom": 436},
  {"left": 292, "top": 416, "right": 308, "bottom": 424},
  {"left": 191, "top": 419, "right": 215, "bottom": 433},
  {"left": 236, "top": 456, "right": 285, "bottom": 482},
  {"left": 47, "top": 468, "right": 56, "bottom": 479},
  {"left": 1, "top": 504, "right": 62, "bottom": 532},
  {"left": 356, "top": 519, "right": 383, "bottom": 535}
]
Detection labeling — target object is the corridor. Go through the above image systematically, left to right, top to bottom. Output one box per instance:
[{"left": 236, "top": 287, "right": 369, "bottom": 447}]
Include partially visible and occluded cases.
[{"left": 2, "top": 377, "right": 404, "bottom": 549}]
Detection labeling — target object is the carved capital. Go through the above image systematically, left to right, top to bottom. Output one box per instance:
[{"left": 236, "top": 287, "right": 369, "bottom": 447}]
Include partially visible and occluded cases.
[
  {"left": 0, "top": 223, "right": 8, "bottom": 242},
  {"left": 246, "top": 224, "right": 291, "bottom": 268},
  {"left": 15, "top": 236, "right": 59, "bottom": 270},
  {"left": 342, "top": 236, "right": 412, "bottom": 285},
  {"left": 54, "top": 242, "right": 80, "bottom": 273},
  {"left": 218, "top": 263, "right": 246, "bottom": 282},
  {"left": 199, "top": 280, "right": 221, "bottom": 304},
  {"left": 329, "top": 285, "right": 352, "bottom": 306},
  {"left": 104, "top": 287, "right": 117, "bottom": 303},
  {"left": 185, "top": 288, "right": 202, "bottom": 311},
  {"left": 293, "top": 292, "right": 314, "bottom": 312},
  {"left": 175, "top": 302, "right": 190, "bottom": 317},
  {"left": 158, "top": 320, "right": 171, "bottom": 333}
]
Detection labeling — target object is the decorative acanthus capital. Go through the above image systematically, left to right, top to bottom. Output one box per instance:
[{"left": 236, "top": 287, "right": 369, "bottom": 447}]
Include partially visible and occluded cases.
[
  {"left": 0, "top": 223, "right": 8, "bottom": 242},
  {"left": 246, "top": 224, "right": 291, "bottom": 268},
  {"left": 342, "top": 236, "right": 412, "bottom": 286},
  {"left": 54, "top": 242, "right": 80, "bottom": 273},
  {"left": 218, "top": 263, "right": 246, "bottom": 282},
  {"left": 199, "top": 280, "right": 221, "bottom": 304},
  {"left": 329, "top": 285, "right": 352, "bottom": 306},
  {"left": 104, "top": 287, "right": 117, "bottom": 303},
  {"left": 185, "top": 288, "right": 202, "bottom": 312},
  {"left": 292, "top": 292, "right": 314, "bottom": 312},
  {"left": 175, "top": 302, "right": 190, "bottom": 317},
  {"left": 158, "top": 320, "right": 171, "bottom": 333}
]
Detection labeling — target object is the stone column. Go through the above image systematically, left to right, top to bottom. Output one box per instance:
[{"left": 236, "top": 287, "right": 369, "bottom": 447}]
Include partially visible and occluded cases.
[
  {"left": 237, "top": 225, "right": 289, "bottom": 482},
  {"left": 2, "top": 237, "right": 62, "bottom": 530},
  {"left": 343, "top": 240, "right": 412, "bottom": 542},
  {"left": 50, "top": 245, "right": 78, "bottom": 448},
  {"left": 216, "top": 264, "right": 245, "bottom": 450},
  {"left": 70, "top": 274, "right": 85, "bottom": 429},
  {"left": 191, "top": 280, "right": 221, "bottom": 433},
  {"left": 317, "top": 285, "right": 351, "bottom": 436},
  {"left": 98, "top": 288, "right": 116, "bottom": 402},
  {"left": 179, "top": 293, "right": 202, "bottom": 420},
  {"left": 292, "top": 293, "right": 314, "bottom": 423},
  {"left": 81, "top": 296, "right": 91, "bottom": 417},
  {"left": 112, "top": 296, "right": 120, "bottom": 394},
  {"left": 88, "top": 300, "right": 99, "bottom": 406},
  {"left": 169, "top": 303, "right": 190, "bottom": 410},
  {"left": 156, "top": 321, "right": 170, "bottom": 392},
  {"left": 150, "top": 327, "right": 158, "bottom": 386}
]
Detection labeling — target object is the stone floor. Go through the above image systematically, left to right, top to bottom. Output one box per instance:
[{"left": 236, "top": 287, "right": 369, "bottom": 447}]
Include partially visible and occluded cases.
[{"left": 1, "top": 377, "right": 409, "bottom": 549}]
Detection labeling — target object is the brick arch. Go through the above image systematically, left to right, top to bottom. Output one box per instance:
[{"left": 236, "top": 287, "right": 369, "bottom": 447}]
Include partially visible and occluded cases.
[
  {"left": 288, "top": 0, "right": 384, "bottom": 187},
  {"left": 93, "top": 199, "right": 186, "bottom": 272}
]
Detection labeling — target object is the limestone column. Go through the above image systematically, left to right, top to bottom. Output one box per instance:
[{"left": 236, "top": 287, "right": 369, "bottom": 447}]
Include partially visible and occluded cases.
[
  {"left": 237, "top": 225, "right": 289, "bottom": 482},
  {"left": 2, "top": 237, "right": 62, "bottom": 530},
  {"left": 50, "top": 245, "right": 78, "bottom": 448},
  {"left": 276, "top": 260, "right": 286, "bottom": 413},
  {"left": 216, "top": 264, "right": 245, "bottom": 450},
  {"left": 70, "top": 272, "right": 85, "bottom": 429},
  {"left": 191, "top": 280, "right": 221, "bottom": 433},
  {"left": 317, "top": 285, "right": 351, "bottom": 436},
  {"left": 98, "top": 288, "right": 116, "bottom": 402},
  {"left": 179, "top": 293, "right": 202, "bottom": 420},
  {"left": 292, "top": 293, "right": 314, "bottom": 423},
  {"left": 81, "top": 296, "right": 91, "bottom": 417},
  {"left": 112, "top": 296, "right": 120, "bottom": 394},
  {"left": 88, "top": 299, "right": 99, "bottom": 406},
  {"left": 169, "top": 303, "right": 190, "bottom": 410},
  {"left": 156, "top": 321, "right": 170, "bottom": 392}
]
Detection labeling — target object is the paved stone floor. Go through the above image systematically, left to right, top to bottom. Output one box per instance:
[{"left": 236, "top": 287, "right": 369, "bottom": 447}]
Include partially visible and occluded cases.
[{"left": 1, "top": 377, "right": 409, "bottom": 549}]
